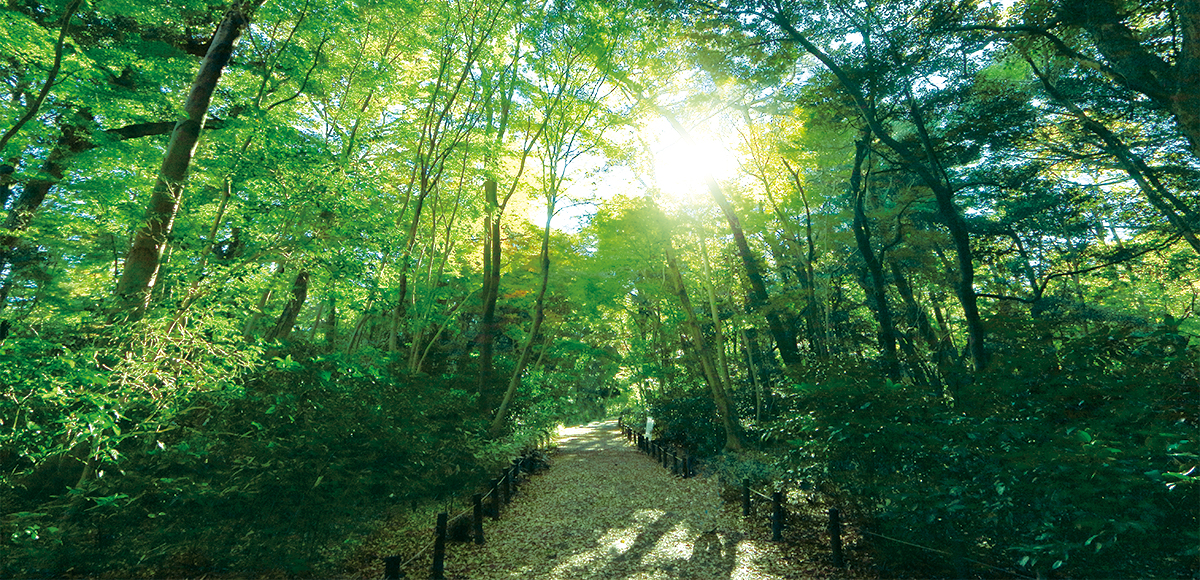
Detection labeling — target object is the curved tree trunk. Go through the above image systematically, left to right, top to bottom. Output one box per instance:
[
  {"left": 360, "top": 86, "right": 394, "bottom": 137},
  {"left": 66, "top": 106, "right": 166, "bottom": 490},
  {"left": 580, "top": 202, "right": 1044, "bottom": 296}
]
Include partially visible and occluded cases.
[{"left": 772, "top": 17, "right": 988, "bottom": 372}]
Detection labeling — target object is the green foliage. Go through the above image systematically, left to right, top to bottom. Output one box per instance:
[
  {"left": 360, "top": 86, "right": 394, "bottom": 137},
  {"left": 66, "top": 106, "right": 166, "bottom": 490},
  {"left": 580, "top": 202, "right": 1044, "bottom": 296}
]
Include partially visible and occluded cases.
[
  {"left": 770, "top": 323, "right": 1199, "bottom": 578},
  {"left": 0, "top": 330, "right": 561, "bottom": 577},
  {"left": 647, "top": 391, "right": 724, "bottom": 457},
  {"left": 707, "top": 450, "right": 780, "bottom": 489}
]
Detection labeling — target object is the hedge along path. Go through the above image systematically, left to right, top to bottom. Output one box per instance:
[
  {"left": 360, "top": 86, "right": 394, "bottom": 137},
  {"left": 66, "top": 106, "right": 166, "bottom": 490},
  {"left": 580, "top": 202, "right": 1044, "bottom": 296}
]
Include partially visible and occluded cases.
[{"left": 401, "top": 419, "right": 860, "bottom": 580}]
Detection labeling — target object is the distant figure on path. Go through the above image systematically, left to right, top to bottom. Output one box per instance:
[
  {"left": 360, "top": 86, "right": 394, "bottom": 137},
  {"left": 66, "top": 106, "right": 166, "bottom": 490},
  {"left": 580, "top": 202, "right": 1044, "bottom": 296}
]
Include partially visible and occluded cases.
[{"left": 645, "top": 416, "right": 655, "bottom": 442}]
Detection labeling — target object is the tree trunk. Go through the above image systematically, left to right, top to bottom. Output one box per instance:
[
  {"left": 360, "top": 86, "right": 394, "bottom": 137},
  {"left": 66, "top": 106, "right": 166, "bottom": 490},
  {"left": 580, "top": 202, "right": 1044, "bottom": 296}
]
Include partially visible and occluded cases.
[
  {"left": 1070, "top": 0, "right": 1200, "bottom": 156},
  {"left": 1178, "top": 0, "right": 1200, "bottom": 156},
  {"left": 111, "top": 6, "right": 254, "bottom": 320},
  {"left": 773, "top": 17, "right": 988, "bottom": 372},
  {"left": 1027, "top": 57, "right": 1200, "bottom": 254},
  {"left": 650, "top": 106, "right": 802, "bottom": 371},
  {"left": 0, "top": 114, "right": 91, "bottom": 277},
  {"left": 849, "top": 137, "right": 899, "bottom": 381},
  {"left": 781, "top": 158, "right": 827, "bottom": 357},
  {"left": 477, "top": 178, "right": 500, "bottom": 409},
  {"left": 489, "top": 191, "right": 553, "bottom": 437},
  {"left": 652, "top": 206, "right": 744, "bottom": 451},
  {"left": 696, "top": 231, "right": 731, "bottom": 389},
  {"left": 663, "top": 239, "right": 744, "bottom": 451},
  {"left": 890, "top": 261, "right": 949, "bottom": 393},
  {"left": 244, "top": 262, "right": 285, "bottom": 340},
  {"left": 266, "top": 270, "right": 309, "bottom": 342},
  {"left": 324, "top": 296, "right": 337, "bottom": 350}
]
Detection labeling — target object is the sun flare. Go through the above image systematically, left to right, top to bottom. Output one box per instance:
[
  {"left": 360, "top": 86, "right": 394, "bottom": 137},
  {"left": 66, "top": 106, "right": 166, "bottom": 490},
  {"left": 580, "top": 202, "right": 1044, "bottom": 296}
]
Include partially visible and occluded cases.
[{"left": 642, "top": 118, "right": 739, "bottom": 204}]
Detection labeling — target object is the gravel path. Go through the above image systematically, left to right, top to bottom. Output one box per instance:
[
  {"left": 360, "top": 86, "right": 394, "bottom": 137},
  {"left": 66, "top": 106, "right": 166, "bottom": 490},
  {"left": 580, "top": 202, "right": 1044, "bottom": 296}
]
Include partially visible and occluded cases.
[{"left": 427, "top": 419, "right": 849, "bottom": 580}]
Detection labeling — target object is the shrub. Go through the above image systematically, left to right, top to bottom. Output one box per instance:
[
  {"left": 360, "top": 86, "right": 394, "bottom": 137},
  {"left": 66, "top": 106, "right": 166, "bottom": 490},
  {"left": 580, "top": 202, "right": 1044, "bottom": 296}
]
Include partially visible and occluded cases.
[{"left": 769, "top": 322, "right": 1199, "bottom": 578}]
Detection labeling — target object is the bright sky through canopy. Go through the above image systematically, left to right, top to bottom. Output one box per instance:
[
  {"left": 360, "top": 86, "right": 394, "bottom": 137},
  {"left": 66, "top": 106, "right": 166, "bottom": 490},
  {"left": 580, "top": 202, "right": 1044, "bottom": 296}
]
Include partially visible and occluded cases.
[{"left": 643, "top": 115, "right": 741, "bottom": 205}]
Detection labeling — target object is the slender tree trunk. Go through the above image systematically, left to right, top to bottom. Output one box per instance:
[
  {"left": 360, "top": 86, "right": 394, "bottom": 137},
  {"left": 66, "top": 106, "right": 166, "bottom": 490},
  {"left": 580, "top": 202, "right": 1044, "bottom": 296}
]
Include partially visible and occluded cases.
[
  {"left": 112, "top": 6, "right": 255, "bottom": 320},
  {"left": 773, "top": 17, "right": 988, "bottom": 371},
  {"left": 648, "top": 105, "right": 802, "bottom": 371},
  {"left": 849, "top": 137, "right": 899, "bottom": 381},
  {"left": 782, "top": 159, "right": 826, "bottom": 357},
  {"left": 0, "top": 163, "right": 14, "bottom": 210},
  {"left": 477, "top": 178, "right": 500, "bottom": 408},
  {"left": 489, "top": 192, "right": 553, "bottom": 437},
  {"left": 651, "top": 206, "right": 744, "bottom": 450},
  {"left": 696, "top": 231, "right": 731, "bottom": 389},
  {"left": 663, "top": 239, "right": 744, "bottom": 451},
  {"left": 890, "top": 261, "right": 949, "bottom": 393},
  {"left": 244, "top": 262, "right": 285, "bottom": 340},
  {"left": 266, "top": 270, "right": 309, "bottom": 342},
  {"left": 324, "top": 296, "right": 337, "bottom": 350},
  {"left": 307, "top": 299, "right": 325, "bottom": 341},
  {"left": 742, "top": 329, "right": 763, "bottom": 424}
]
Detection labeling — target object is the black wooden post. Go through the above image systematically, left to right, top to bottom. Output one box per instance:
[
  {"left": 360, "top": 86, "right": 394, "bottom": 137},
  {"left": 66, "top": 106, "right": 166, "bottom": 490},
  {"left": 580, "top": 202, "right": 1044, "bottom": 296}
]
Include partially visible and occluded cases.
[
  {"left": 662, "top": 446, "right": 670, "bottom": 470},
  {"left": 672, "top": 452, "right": 679, "bottom": 475},
  {"left": 686, "top": 454, "right": 693, "bottom": 478},
  {"left": 502, "top": 468, "right": 511, "bottom": 504},
  {"left": 742, "top": 479, "right": 751, "bottom": 516},
  {"left": 489, "top": 480, "right": 500, "bottom": 519},
  {"left": 771, "top": 491, "right": 784, "bottom": 541},
  {"left": 472, "top": 493, "right": 484, "bottom": 545},
  {"left": 829, "top": 507, "right": 844, "bottom": 567},
  {"left": 432, "top": 512, "right": 447, "bottom": 580},
  {"left": 383, "top": 555, "right": 403, "bottom": 580}
]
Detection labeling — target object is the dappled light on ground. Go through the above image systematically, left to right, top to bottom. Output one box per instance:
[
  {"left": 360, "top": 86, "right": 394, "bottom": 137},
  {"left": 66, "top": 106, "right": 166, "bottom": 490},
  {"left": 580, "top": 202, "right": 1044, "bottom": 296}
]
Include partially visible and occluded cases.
[{"left": 393, "top": 419, "right": 866, "bottom": 580}]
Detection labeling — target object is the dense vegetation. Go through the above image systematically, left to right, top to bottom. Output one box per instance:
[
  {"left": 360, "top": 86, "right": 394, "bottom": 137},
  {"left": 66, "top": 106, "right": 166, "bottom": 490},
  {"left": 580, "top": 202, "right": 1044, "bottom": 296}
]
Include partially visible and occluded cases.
[{"left": 0, "top": 0, "right": 1196, "bottom": 577}]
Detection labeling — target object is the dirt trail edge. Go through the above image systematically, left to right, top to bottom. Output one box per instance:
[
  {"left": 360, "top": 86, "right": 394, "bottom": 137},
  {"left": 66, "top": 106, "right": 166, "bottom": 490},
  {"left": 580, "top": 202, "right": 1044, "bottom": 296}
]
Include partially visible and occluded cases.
[{"left": 389, "top": 418, "right": 860, "bottom": 580}]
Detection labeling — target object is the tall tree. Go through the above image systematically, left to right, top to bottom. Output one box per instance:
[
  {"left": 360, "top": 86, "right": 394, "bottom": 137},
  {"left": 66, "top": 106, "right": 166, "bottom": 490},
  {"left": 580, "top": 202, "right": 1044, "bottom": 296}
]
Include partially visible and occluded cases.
[{"left": 112, "top": 2, "right": 264, "bottom": 320}]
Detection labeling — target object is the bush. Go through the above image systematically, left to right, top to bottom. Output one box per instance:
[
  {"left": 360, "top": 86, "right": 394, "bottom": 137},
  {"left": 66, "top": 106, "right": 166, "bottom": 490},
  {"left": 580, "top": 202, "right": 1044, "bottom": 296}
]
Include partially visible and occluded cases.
[
  {"left": 769, "top": 322, "right": 1199, "bottom": 578},
  {"left": 1, "top": 336, "right": 559, "bottom": 578},
  {"left": 647, "top": 391, "right": 724, "bottom": 457}
]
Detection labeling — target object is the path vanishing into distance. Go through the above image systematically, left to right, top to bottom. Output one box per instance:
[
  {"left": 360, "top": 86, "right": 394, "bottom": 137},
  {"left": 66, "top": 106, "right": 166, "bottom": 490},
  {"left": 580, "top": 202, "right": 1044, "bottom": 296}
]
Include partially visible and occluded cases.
[{"left": 362, "top": 419, "right": 869, "bottom": 580}]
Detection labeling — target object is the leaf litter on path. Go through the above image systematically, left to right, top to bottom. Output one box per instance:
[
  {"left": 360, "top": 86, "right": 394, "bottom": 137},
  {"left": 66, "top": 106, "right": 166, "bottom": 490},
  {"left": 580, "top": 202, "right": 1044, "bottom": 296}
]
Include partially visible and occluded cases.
[{"left": 356, "top": 420, "right": 874, "bottom": 580}]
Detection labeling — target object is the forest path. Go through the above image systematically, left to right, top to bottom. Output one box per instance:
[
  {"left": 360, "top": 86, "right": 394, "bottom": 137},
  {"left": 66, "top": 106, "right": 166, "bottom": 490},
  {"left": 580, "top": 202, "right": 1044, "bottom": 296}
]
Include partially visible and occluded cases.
[{"left": 420, "top": 418, "right": 847, "bottom": 580}]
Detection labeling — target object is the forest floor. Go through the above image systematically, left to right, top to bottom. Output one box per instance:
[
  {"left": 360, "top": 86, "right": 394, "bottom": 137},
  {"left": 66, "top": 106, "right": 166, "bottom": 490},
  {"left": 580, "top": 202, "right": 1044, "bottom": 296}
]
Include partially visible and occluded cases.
[{"left": 346, "top": 419, "right": 874, "bottom": 580}]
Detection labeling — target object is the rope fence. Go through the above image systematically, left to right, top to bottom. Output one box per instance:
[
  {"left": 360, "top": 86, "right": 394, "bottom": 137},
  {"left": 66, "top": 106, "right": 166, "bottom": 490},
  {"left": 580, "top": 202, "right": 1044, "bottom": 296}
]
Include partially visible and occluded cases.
[
  {"left": 618, "top": 418, "right": 1035, "bottom": 579},
  {"left": 618, "top": 419, "right": 695, "bottom": 479},
  {"left": 380, "top": 430, "right": 553, "bottom": 580}
]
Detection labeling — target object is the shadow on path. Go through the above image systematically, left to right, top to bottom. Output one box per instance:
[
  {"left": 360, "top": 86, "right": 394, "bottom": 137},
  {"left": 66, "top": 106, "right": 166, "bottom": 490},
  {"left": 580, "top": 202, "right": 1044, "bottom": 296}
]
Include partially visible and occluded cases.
[{"left": 437, "top": 419, "right": 763, "bottom": 579}]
